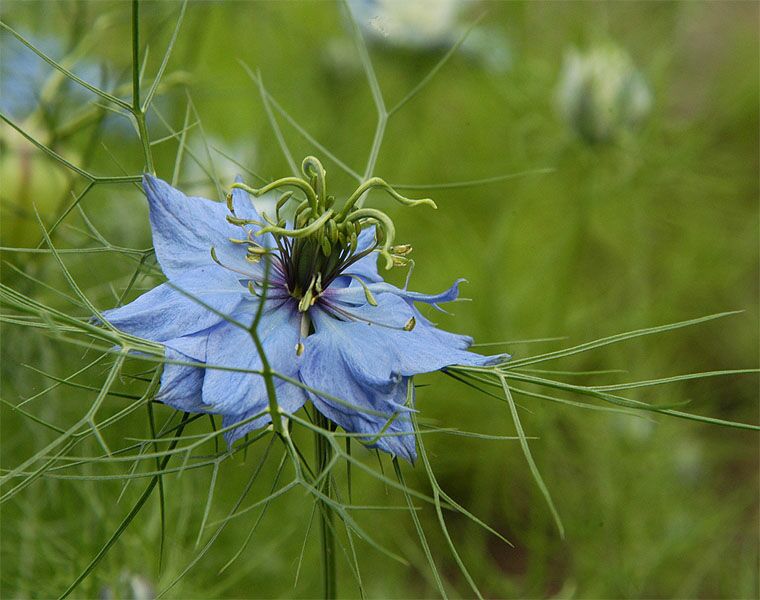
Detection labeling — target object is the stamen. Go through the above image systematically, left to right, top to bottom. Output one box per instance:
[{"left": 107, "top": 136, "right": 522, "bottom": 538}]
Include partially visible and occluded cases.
[
  {"left": 226, "top": 214, "right": 264, "bottom": 227},
  {"left": 320, "top": 236, "right": 332, "bottom": 257},
  {"left": 210, "top": 246, "right": 286, "bottom": 284},
  {"left": 391, "top": 255, "right": 410, "bottom": 268},
  {"left": 345, "top": 274, "right": 378, "bottom": 307},
  {"left": 297, "top": 276, "right": 316, "bottom": 312},
  {"left": 321, "top": 300, "right": 416, "bottom": 332},
  {"left": 295, "top": 311, "right": 311, "bottom": 356}
]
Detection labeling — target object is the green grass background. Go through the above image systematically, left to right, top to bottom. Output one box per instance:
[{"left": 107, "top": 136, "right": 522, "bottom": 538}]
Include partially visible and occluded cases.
[{"left": 1, "top": 1, "right": 758, "bottom": 598}]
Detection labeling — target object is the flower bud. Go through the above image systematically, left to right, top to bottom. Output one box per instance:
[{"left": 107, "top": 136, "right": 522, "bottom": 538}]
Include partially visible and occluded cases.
[{"left": 556, "top": 44, "right": 652, "bottom": 144}]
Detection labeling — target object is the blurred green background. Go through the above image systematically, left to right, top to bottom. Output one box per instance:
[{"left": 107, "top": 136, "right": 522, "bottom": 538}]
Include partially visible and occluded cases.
[{"left": 1, "top": 1, "right": 758, "bottom": 598}]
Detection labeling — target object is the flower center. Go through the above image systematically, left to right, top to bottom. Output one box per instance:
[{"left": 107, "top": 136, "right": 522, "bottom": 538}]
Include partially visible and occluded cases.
[{"left": 223, "top": 156, "right": 434, "bottom": 313}]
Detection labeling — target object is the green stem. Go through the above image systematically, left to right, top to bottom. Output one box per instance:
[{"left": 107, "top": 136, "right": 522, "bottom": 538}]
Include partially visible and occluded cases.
[
  {"left": 131, "top": 0, "right": 155, "bottom": 174},
  {"left": 132, "top": 0, "right": 140, "bottom": 109},
  {"left": 135, "top": 111, "right": 155, "bottom": 174},
  {"left": 250, "top": 256, "right": 282, "bottom": 436},
  {"left": 314, "top": 410, "right": 337, "bottom": 599}
]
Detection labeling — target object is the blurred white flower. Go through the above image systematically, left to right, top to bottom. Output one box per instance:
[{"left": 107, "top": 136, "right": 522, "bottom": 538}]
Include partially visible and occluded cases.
[
  {"left": 330, "top": 0, "right": 511, "bottom": 74},
  {"left": 349, "top": 0, "right": 463, "bottom": 49},
  {"left": 556, "top": 44, "right": 652, "bottom": 143},
  {"left": 612, "top": 412, "right": 655, "bottom": 443},
  {"left": 672, "top": 436, "right": 704, "bottom": 485},
  {"left": 99, "top": 572, "right": 154, "bottom": 600}
]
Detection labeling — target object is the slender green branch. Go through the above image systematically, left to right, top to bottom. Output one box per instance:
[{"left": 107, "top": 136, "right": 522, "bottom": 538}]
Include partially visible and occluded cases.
[
  {"left": 131, "top": 0, "right": 155, "bottom": 173},
  {"left": 314, "top": 411, "right": 337, "bottom": 600}
]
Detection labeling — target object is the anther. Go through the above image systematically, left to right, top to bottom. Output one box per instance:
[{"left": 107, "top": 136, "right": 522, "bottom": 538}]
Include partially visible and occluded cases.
[
  {"left": 226, "top": 215, "right": 263, "bottom": 227},
  {"left": 321, "top": 236, "right": 332, "bottom": 257},
  {"left": 390, "top": 244, "right": 412, "bottom": 256},
  {"left": 392, "top": 255, "right": 410, "bottom": 267},
  {"left": 346, "top": 275, "right": 378, "bottom": 307},
  {"left": 404, "top": 317, "right": 416, "bottom": 331}
]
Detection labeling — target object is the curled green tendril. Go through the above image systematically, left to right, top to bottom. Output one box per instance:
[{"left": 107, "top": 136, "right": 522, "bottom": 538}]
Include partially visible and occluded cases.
[
  {"left": 302, "top": 156, "right": 327, "bottom": 210},
  {"left": 230, "top": 157, "right": 436, "bottom": 272},
  {"left": 336, "top": 177, "right": 436, "bottom": 222},
  {"left": 232, "top": 178, "right": 318, "bottom": 213},
  {"left": 275, "top": 191, "right": 295, "bottom": 222},
  {"left": 344, "top": 208, "right": 397, "bottom": 270},
  {"left": 258, "top": 209, "right": 334, "bottom": 239}
]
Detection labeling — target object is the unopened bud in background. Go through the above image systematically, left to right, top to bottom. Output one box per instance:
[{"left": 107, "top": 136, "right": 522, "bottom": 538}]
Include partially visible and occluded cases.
[{"left": 556, "top": 44, "right": 652, "bottom": 144}]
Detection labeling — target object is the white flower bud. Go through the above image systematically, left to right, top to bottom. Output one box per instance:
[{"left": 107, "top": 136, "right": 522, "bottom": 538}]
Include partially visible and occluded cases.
[{"left": 556, "top": 44, "right": 652, "bottom": 144}]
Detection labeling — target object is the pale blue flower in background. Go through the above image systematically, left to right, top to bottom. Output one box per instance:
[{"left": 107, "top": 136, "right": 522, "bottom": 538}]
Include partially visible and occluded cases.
[
  {"left": 0, "top": 33, "right": 105, "bottom": 120},
  {"left": 103, "top": 175, "right": 505, "bottom": 461}
]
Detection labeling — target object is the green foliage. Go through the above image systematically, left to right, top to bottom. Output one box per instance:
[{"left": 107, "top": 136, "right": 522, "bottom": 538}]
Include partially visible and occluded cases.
[{"left": 1, "top": 2, "right": 757, "bottom": 598}]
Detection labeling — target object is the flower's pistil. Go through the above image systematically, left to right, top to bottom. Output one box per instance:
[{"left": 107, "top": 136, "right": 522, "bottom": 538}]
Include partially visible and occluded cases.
[{"left": 226, "top": 156, "right": 436, "bottom": 312}]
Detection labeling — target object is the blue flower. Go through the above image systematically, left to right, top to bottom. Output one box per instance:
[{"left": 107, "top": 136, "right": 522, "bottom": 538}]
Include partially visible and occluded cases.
[
  {"left": 0, "top": 33, "right": 105, "bottom": 121},
  {"left": 104, "top": 165, "right": 505, "bottom": 461}
]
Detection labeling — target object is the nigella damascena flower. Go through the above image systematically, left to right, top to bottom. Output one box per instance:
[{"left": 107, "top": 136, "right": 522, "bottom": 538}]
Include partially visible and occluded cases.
[{"left": 103, "top": 157, "right": 505, "bottom": 461}]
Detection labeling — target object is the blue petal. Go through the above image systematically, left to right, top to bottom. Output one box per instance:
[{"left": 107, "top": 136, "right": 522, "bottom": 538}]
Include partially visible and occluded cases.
[
  {"left": 143, "top": 174, "right": 235, "bottom": 277},
  {"left": 143, "top": 174, "right": 267, "bottom": 281},
  {"left": 230, "top": 175, "right": 277, "bottom": 249},
  {"left": 102, "top": 266, "right": 248, "bottom": 342},
  {"left": 325, "top": 278, "right": 464, "bottom": 312},
  {"left": 397, "top": 278, "right": 465, "bottom": 312},
  {"left": 318, "top": 293, "right": 506, "bottom": 377},
  {"left": 201, "top": 300, "right": 303, "bottom": 415},
  {"left": 301, "top": 314, "right": 417, "bottom": 460},
  {"left": 164, "top": 330, "right": 208, "bottom": 362},
  {"left": 157, "top": 331, "right": 211, "bottom": 413},
  {"left": 158, "top": 344, "right": 210, "bottom": 413},
  {"left": 221, "top": 380, "right": 308, "bottom": 446}
]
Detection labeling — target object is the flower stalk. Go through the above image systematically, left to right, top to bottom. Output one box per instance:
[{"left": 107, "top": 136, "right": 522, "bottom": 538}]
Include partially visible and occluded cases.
[{"left": 314, "top": 410, "right": 337, "bottom": 599}]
